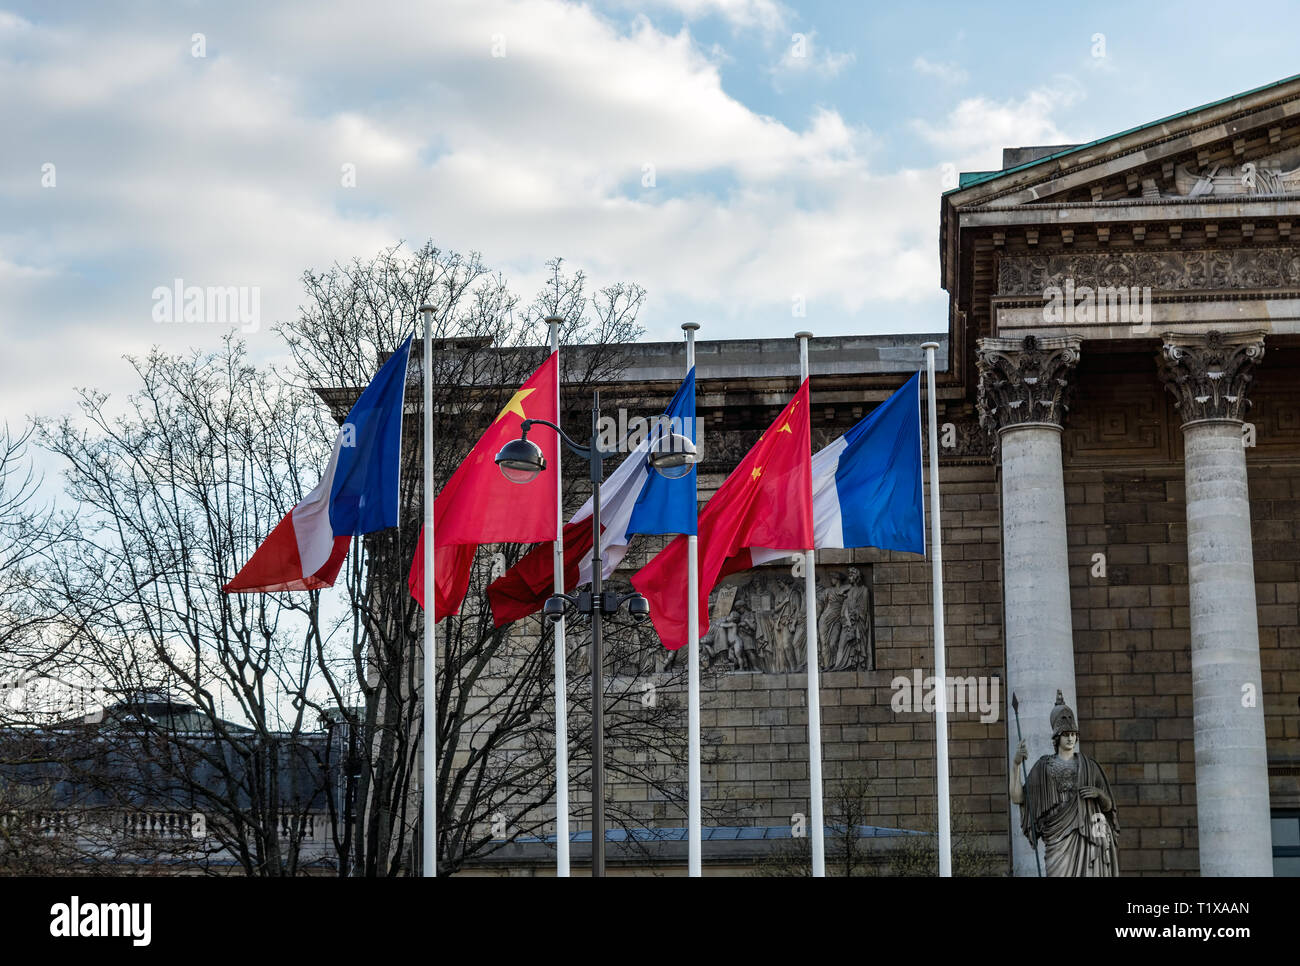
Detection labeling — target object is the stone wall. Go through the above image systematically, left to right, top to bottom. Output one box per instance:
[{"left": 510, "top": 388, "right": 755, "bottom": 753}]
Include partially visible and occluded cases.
[
  {"left": 594, "top": 463, "right": 1009, "bottom": 872},
  {"left": 1250, "top": 465, "right": 1300, "bottom": 823},
  {"left": 1064, "top": 466, "right": 1198, "bottom": 874}
]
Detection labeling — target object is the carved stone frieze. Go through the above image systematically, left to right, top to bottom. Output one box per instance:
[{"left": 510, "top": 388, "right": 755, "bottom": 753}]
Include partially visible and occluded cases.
[
  {"left": 1169, "top": 155, "right": 1300, "bottom": 198},
  {"left": 998, "top": 248, "right": 1300, "bottom": 297},
  {"left": 1156, "top": 329, "right": 1266, "bottom": 423},
  {"left": 976, "top": 334, "right": 1082, "bottom": 435},
  {"left": 650, "top": 566, "right": 874, "bottom": 675}
]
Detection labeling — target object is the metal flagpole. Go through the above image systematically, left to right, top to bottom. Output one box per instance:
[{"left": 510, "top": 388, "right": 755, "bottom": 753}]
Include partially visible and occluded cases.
[
  {"left": 419, "top": 304, "right": 438, "bottom": 878},
  {"left": 547, "top": 317, "right": 571, "bottom": 878},
  {"left": 682, "top": 322, "right": 702, "bottom": 877},
  {"left": 795, "top": 331, "right": 825, "bottom": 878},
  {"left": 921, "top": 340, "right": 952, "bottom": 877},
  {"left": 589, "top": 392, "right": 607, "bottom": 877}
]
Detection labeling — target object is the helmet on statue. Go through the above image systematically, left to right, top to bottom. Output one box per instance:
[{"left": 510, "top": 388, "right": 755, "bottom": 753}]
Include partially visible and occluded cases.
[{"left": 1050, "top": 689, "right": 1078, "bottom": 738}]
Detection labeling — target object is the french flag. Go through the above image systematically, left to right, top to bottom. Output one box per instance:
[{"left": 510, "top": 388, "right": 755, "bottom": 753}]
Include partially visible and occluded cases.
[
  {"left": 224, "top": 336, "right": 412, "bottom": 593},
  {"left": 575, "top": 366, "right": 698, "bottom": 581},
  {"left": 487, "top": 368, "right": 697, "bottom": 625},
  {"left": 751, "top": 370, "right": 924, "bottom": 564}
]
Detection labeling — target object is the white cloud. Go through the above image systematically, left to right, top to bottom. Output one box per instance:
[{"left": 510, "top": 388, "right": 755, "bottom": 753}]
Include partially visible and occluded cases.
[
  {"left": 0, "top": 0, "right": 952, "bottom": 437},
  {"left": 620, "top": 0, "right": 789, "bottom": 32},
  {"left": 0, "top": 10, "right": 33, "bottom": 31},
  {"left": 771, "top": 28, "right": 855, "bottom": 84},
  {"left": 913, "top": 56, "right": 968, "bottom": 85},
  {"left": 911, "top": 81, "right": 1083, "bottom": 171},
  {"left": 0, "top": 258, "right": 56, "bottom": 282}
]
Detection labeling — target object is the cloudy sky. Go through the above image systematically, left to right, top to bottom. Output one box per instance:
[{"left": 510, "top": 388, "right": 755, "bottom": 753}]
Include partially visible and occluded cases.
[{"left": 4, "top": 0, "right": 1300, "bottom": 427}]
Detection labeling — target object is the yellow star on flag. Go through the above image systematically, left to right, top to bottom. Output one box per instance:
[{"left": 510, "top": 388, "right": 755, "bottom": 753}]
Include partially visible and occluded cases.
[
  {"left": 494, "top": 387, "right": 536, "bottom": 424},
  {"left": 778, "top": 399, "right": 800, "bottom": 433},
  {"left": 751, "top": 465, "right": 763, "bottom": 481}
]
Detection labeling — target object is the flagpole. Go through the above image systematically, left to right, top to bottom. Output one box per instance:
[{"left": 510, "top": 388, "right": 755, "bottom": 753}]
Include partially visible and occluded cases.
[
  {"left": 419, "top": 303, "right": 438, "bottom": 878},
  {"left": 547, "top": 316, "right": 571, "bottom": 878},
  {"left": 682, "top": 322, "right": 702, "bottom": 877},
  {"left": 795, "top": 331, "right": 826, "bottom": 878},
  {"left": 921, "top": 340, "right": 952, "bottom": 877}
]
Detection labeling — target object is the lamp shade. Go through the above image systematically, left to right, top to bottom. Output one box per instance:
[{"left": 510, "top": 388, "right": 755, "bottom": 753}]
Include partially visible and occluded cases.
[
  {"left": 647, "top": 432, "right": 699, "bottom": 479},
  {"left": 495, "top": 437, "right": 546, "bottom": 484}
]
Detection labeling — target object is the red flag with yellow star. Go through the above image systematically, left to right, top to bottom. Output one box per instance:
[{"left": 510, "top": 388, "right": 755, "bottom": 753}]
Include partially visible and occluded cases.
[
  {"left": 409, "top": 352, "right": 559, "bottom": 616},
  {"left": 632, "top": 379, "right": 813, "bottom": 650}
]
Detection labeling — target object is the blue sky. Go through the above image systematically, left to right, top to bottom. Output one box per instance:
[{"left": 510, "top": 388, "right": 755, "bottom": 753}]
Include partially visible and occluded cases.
[{"left": 4, "top": 0, "right": 1300, "bottom": 427}]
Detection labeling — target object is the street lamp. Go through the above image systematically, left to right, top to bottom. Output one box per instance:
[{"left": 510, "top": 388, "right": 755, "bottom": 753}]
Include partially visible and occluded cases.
[
  {"left": 495, "top": 389, "right": 697, "bottom": 876},
  {"left": 495, "top": 434, "right": 547, "bottom": 484}
]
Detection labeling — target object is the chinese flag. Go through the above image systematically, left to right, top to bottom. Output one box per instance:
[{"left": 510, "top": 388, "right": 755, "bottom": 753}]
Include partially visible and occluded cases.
[
  {"left": 409, "top": 352, "right": 559, "bottom": 616},
  {"left": 632, "top": 379, "right": 813, "bottom": 650},
  {"left": 485, "top": 518, "right": 596, "bottom": 627}
]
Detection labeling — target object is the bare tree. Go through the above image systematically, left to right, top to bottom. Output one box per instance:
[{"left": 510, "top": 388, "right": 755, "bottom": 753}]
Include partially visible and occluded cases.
[
  {"left": 15, "top": 241, "right": 699, "bottom": 876},
  {"left": 280, "top": 243, "right": 699, "bottom": 874},
  {"left": 34, "top": 339, "right": 334, "bottom": 876},
  {"left": 0, "top": 424, "right": 73, "bottom": 675},
  {"left": 0, "top": 426, "right": 107, "bottom": 874},
  {"left": 751, "top": 778, "right": 926, "bottom": 877},
  {"left": 885, "top": 802, "right": 1003, "bottom": 877}
]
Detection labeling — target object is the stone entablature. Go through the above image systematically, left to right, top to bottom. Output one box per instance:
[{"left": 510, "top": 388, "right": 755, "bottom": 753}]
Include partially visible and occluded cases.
[
  {"left": 943, "top": 77, "right": 1300, "bottom": 366},
  {"left": 997, "top": 247, "right": 1300, "bottom": 297},
  {"left": 1156, "top": 329, "right": 1267, "bottom": 423}
]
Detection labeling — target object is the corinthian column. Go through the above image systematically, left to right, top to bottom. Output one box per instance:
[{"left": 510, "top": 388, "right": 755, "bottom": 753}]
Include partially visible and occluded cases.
[
  {"left": 1157, "top": 329, "right": 1272, "bottom": 877},
  {"left": 978, "top": 334, "right": 1082, "bottom": 877}
]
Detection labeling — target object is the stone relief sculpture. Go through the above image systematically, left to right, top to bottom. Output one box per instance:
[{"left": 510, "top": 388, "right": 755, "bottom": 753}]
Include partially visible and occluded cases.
[
  {"left": 1173, "top": 159, "right": 1300, "bottom": 197},
  {"left": 997, "top": 248, "right": 1300, "bottom": 297},
  {"left": 604, "top": 566, "right": 874, "bottom": 676},
  {"left": 694, "top": 566, "right": 874, "bottom": 673},
  {"left": 831, "top": 567, "right": 872, "bottom": 671},
  {"left": 768, "top": 577, "right": 805, "bottom": 672},
  {"left": 1010, "top": 691, "right": 1120, "bottom": 877}
]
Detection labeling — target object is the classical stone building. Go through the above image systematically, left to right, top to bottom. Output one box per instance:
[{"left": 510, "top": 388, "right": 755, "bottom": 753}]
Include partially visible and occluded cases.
[
  {"left": 940, "top": 74, "right": 1300, "bottom": 876},
  {"left": 479, "top": 76, "right": 1300, "bottom": 877}
]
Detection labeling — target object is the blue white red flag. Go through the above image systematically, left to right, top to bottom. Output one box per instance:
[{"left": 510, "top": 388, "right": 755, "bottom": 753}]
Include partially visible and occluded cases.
[
  {"left": 224, "top": 336, "right": 412, "bottom": 593},
  {"left": 751, "top": 370, "right": 924, "bottom": 564}
]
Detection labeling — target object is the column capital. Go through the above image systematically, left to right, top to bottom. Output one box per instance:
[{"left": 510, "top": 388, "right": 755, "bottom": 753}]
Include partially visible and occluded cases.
[
  {"left": 1156, "top": 330, "right": 1266, "bottom": 424},
  {"left": 976, "top": 334, "right": 1082, "bottom": 436}
]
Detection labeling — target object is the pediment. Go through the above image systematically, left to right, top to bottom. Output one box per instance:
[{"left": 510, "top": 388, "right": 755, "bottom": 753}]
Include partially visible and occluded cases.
[{"left": 946, "top": 75, "right": 1300, "bottom": 209}]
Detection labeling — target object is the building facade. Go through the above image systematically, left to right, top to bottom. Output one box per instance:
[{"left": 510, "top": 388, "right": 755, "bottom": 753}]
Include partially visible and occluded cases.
[
  {"left": 941, "top": 74, "right": 1300, "bottom": 876},
  {"left": 490, "top": 77, "right": 1300, "bottom": 876}
]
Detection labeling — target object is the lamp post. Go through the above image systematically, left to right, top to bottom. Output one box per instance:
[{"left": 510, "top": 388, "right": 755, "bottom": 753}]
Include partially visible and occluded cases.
[{"left": 495, "top": 388, "right": 697, "bottom": 876}]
